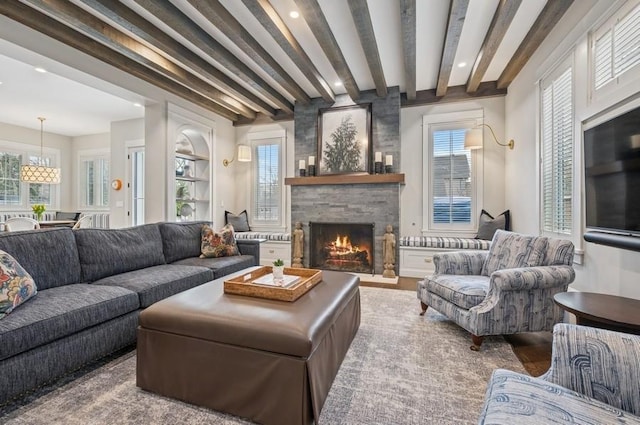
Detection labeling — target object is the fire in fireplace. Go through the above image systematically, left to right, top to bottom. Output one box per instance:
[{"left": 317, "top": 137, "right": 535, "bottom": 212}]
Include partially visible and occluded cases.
[{"left": 309, "top": 222, "right": 375, "bottom": 274}]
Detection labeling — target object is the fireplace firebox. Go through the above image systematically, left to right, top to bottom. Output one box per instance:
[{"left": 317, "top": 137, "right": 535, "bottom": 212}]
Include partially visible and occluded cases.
[{"left": 309, "top": 222, "right": 375, "bottom": 274}]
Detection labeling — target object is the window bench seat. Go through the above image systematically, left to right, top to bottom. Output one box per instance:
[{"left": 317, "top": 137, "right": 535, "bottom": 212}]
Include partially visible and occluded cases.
[
  {"left": 235, "top": 232, "right": 291, "bottom": 266},
  {"left": 399, "top": 236, "right": 491, "bottom": 278}
]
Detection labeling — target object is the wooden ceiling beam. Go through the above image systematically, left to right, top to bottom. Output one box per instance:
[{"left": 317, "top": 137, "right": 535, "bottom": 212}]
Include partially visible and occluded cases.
[
  {"left": 79, "top": 0, "right": 275, "bottom": 117},
  {"left": 132, "top": 0, "right": 294, "bottom": 114},
  {"left": 184, "top": 0, "right": 310, "bottom": 105},
  {"left": 241, "top": 0, "right": 334, "bottom": 102},
  {"left": 295, "top": 0, "right": 361, "bottom": 101},
  {"left": 347, "top": 0, "right": 387, "bottom": 97},
  {"left": 400, "top": 0, "right": 416, "bottom": 101},
  {"left": 436, "top": 0, "right": 469, "bottom": 97},
  {"left": 467, "top": 0, "right": 521, "bottom": 93},
  {"left": 497, "top": 0, "right": 574, "bottom": 89},
  {"left": 2, "top": 1, "right": 238, "bottom": 121},
  {"left": 401, "top": 81, "right": 507, "bottom": 107}
]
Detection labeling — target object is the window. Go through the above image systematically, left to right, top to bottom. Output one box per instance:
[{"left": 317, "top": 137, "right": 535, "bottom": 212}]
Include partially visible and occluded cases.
[
  {"left": 593, "top": 1, "right": 640, "bottom": 90},
  {"left": 541, "top": 64, "right": 573, "bottom": 235},
  {"left": 422, "top": 111, "right": 483, "bottom": 234},
  {"left": 248, "top": 131, "right": 286, "bottom": 230},
  {"left": 0, "top": 141, "right": 59, "bottom": 209},
  {"left": 78, "top": 151, "right": 110, "bottom": 209}
]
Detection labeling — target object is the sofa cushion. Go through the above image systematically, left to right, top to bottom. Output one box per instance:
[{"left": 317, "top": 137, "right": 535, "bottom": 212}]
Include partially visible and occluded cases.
[
  {"left": 159, "top": 221, "right": 208, "bottom": 264},
  {"left": 74, "top": 224, "right": 166, "bottom": 282},
  {"left": 200, "top": 224, "right": 239, "bottom": 258},
  {"left": 0, "top": 227, "right": 82, "bottom": 289},
  {"left": 482, "top": 230, "right": 548, "bottom": 276},
  {"left": 0, "top": 250, "right": 37, "bottom": 319},
  {"left": 172, "top": 255, "right": 256, "bottom": 279},
  {"left": 92, "top": 264, "right": 213, "bottom": 308},
  {"left": 426, "top": 274, "right": 489, "bottom": 310},
  {"left": 0, "top": 283, "right": 139, "bottom": 361},
  {"left": 479, "top": 369, "right": 640, "bottom": 424}
]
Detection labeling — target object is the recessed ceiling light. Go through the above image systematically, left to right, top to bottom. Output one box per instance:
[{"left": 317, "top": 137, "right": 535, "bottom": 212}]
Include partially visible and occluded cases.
[
  {"left": 289, "top": 11, "right": 299, "bottom": 18},
  {"left": 457, "top": 62, "right": 467, "bottom": 68},
  {"left": 34, "top": 67, "right": 47, "bottom": 73},
  {"left": 334, "top": 81, "right": 342, "bottom": 87}
]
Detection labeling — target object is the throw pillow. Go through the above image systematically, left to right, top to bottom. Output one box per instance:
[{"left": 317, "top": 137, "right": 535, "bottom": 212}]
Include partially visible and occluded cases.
[
  {"left": 476, "top": 209, "right": 510, "bottom": 240},
  {"left": 224, "top": 210, "right": 251, "bottom": 232},
  {"left": 200, "top": 224, "right": 240, "bottom": 258},
  {"left": 481, "top": 230, "right": 548, "bottom": 276},
  {"left": 0, "top": 249, "right": 37, "bottom": 319}
]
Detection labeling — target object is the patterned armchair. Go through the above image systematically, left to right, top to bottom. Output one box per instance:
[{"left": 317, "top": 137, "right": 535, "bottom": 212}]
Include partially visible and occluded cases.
[
  {"left": 417, "top": 230, "right": 575, "bottom": 350},
  {"left": 478, "top": 324, "right": 640, "bottom": 423}
]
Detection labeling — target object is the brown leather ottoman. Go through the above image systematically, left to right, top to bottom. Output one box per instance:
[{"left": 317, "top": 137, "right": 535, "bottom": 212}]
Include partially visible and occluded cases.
[{"left": 136, "top": 269, "right": 361, "bottom": 425}]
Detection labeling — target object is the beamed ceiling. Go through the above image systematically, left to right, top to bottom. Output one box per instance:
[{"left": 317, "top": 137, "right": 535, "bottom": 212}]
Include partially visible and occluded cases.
[{"left": 0, "top": 0, "right": 575, "bottom": 125}]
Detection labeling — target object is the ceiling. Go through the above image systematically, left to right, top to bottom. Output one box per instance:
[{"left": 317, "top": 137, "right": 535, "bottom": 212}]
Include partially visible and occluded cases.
[{"left": 0, "top": 0, "right": 575, "bottom": 134}]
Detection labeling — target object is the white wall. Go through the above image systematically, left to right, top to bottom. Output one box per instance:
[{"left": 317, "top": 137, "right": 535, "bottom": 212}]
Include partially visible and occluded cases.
[
  {"left": 505, "top": 0, "right": 640, "bottom": 299},
  {"left": 400, "top": 97, "right": 507, "bottom": 236},
  {"left": 0, "top": 121, "right": 73, "bottom": 210}
]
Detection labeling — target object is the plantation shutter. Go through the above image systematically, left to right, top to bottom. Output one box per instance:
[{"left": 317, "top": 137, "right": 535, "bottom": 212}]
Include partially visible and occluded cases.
[
  {"left": 594, "top": 2, "right": 640, "bottom": 89},
  {"left": 541, "top": 67, "right": 573, "bottom": 234},
  {"left": 431, "top": 129, "right": 472, "bottom": 225},
  {"left": 254, "top": 141, "right": 280, "bottom": 222}
]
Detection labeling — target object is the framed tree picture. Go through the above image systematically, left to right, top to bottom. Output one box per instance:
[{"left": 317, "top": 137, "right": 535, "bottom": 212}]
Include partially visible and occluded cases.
[{"left": 317, "top": 104, "right": 372, "bottom": 175}]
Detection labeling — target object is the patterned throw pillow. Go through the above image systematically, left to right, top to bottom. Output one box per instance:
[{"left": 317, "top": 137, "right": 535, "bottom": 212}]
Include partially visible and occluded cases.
[
  {"left": 200, "top": 224, "right": 240, "bottom": 258},
  {"left": 481, "top": 230, "right": 548, "bottom": 276},
  {"left": 0, "top": 250, "right": 37, "bottom": 319}
]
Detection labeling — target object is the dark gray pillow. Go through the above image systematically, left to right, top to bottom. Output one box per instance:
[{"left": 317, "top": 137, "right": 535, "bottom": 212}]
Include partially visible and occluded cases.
[
  {"left": 476, "top": 209, "right": 510, "bottom": 240},
  {"left": 224, "top": 210, "right": 250, "bottom": 232}
]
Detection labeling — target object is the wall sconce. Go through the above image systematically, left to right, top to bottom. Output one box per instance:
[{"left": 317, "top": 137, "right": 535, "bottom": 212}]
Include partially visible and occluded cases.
[
  {"left": 464, "top": 123, "right": 514, "bottom": 150},
  {"left": 223, "top": 144, "right": 252, "bottom": 167}
]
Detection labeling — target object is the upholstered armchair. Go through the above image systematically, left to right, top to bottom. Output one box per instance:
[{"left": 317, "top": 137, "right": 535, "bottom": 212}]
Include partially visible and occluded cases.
[
  {"left": 417, "top": 230, "right": 575, "bottom": 350},
  {"left": 478, "top": 324, "right": 640, "bottom": 423}
]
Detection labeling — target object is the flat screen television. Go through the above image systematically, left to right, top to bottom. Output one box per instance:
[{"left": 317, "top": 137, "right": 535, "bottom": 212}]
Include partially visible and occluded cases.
[{"left": 583, "top": 105, "right": 640, "bottom": 237}]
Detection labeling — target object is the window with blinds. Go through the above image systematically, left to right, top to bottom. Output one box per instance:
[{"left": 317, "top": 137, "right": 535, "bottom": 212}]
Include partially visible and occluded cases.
[
  {"left": 593, "top": 1, "right": 640, "bottom": 90},
  {"left": 541, "top": 66, "right": 573, "bottom": 235},
  {"left": 431, "top": 129, "right": 472, "bottom": 225},
  {"left": 253, "top": 141, "right": 281, "bottom": 224},
  {"left": 0, "top": 152, "right": 22, "bottom": 206},
  {"left": 80, "top": 155, "right": 110, "bottom": 208}
]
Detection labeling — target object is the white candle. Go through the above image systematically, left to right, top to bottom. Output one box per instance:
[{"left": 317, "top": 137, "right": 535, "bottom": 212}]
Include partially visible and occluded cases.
[
  {"left": 375, "top": 151, "right": 382, "bottom": 162},
  {"left": 385, "top": 155, "right": 393, "bottom": 166},
  {"left": 308, "top": 156, "right": 315, "bottom": 166},
  {"left": 299, "top": 159, "right": 306, "bottom": 169}
]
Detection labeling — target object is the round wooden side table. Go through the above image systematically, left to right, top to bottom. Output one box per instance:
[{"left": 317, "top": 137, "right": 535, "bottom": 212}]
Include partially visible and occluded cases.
[{"left": 554, "top": 292, "right": 640, "bottom": 335}]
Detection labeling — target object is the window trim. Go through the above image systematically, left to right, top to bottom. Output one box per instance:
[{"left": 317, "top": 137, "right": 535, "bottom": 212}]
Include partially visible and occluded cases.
[
  {"left": 421, "top": 110, "right": 484, "bottom": 236},
  {"left": 247, "top": 130, "right": 286, "bottom": 232},
  {"left": 77, "top": 148, "right": 110, "bottom": 211}
]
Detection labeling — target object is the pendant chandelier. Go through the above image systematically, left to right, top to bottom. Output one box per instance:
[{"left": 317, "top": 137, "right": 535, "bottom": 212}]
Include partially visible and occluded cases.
[{"left": 20, "top": 117, "right": 61, "bottom": 184}]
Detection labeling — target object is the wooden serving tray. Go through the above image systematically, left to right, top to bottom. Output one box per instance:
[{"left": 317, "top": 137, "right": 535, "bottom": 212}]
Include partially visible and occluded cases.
[{"left": 224, "top": 266, "right": 323, "bottom": 302}]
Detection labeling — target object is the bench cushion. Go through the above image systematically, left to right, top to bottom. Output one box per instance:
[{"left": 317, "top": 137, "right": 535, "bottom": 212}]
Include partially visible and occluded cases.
[
  {"left": 234, "top": 232, "right": 291, "bottom": 241},
  {"left": 399, "top": 236, "right": 490, "bottom": 250},
  {"left": 92, "top": 264, "right": 213, "bottom": 308},
  {"left": 426, "top": 274, "right": 489, "bottom": 310},
  {"left": 0, "top": 284, "right": 139, "bottom": 360}
]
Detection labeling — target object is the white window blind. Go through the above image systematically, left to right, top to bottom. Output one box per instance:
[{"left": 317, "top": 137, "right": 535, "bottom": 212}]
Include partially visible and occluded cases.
[
  {"left": 594, "top": 2, "right": 640, "bottom": 89},
  {"left": 541, "top": 67, "right": 573, "bottom": 235},
  {"left": 431, "top": 129, "right": 472, "bottom": 225},
  {"left": 253, "top": 142, "right": 280, "bottom": 223},
  {"left": 0, "top": 152, "right": 22, "bottom": 206},
  {"left": 80, "top": 157, "right": 110, "bottom": 208}
]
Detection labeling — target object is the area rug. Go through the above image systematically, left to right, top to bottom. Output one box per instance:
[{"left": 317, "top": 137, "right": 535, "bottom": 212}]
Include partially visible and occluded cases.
[{"left": 1, "top": 287, "right": 526, "bottom": 424}]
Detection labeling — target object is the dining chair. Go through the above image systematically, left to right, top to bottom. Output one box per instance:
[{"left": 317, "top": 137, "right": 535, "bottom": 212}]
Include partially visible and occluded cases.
[
  {"left": 72, "top": 214, "right": 93, "bottom": 229},
  {"left": 4, "top": 217, "right": 41, "bottom": 231}
]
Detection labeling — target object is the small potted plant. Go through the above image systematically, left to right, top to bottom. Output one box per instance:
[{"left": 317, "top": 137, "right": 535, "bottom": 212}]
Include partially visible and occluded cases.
[
  {"left": 32, "top": 204, "right": 46, "bottom": 221},
  {"left": 272, "top": 259, "right": 285, "bottom": 281}
]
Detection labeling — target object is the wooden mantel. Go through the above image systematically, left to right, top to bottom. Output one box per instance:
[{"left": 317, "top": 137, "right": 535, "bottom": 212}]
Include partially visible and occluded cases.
[{"left": 285, "top": 173, "right": 405, "bottom": 186}]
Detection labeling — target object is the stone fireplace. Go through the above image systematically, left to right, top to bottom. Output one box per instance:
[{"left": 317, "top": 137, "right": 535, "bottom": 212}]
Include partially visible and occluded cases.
[{"left": 309, "top": 222, "right": 375, "bottom": 274}]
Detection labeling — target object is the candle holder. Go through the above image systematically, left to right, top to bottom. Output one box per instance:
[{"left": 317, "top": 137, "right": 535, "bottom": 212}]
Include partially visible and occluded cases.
[
  {"left": 374, "top": 161, "right": 383, "bottom": 174},
  {"left": 307, "top": 164, "right": 316, "bottom": 176},
  {"left": 385, "top": 165, "right": 393, "bottom": 174},
  {"left": 299, "top": 168, "right": 306, "bottom": 177}
]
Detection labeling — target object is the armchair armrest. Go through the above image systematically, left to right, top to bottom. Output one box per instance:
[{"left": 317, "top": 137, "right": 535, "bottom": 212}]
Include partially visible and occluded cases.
[
  {"left": 433, "top": 250, "right": 487, "bottom": 275},
  {"left": 490, "top": 265, "right": 575, "bottom": 291},
  {"left": 540, "top": 323, "right": 640, "bottom": 417}
]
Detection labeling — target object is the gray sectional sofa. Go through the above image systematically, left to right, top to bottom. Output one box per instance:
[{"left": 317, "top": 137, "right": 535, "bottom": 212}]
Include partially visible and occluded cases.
[{"left": 0, "top": 221, "right": 260, "bottom": 404}]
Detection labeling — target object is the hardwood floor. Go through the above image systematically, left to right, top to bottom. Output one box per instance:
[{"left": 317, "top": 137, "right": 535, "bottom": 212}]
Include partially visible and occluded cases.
[{"left": 361, "top": 276, "right": 552, "bottom": 376}]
